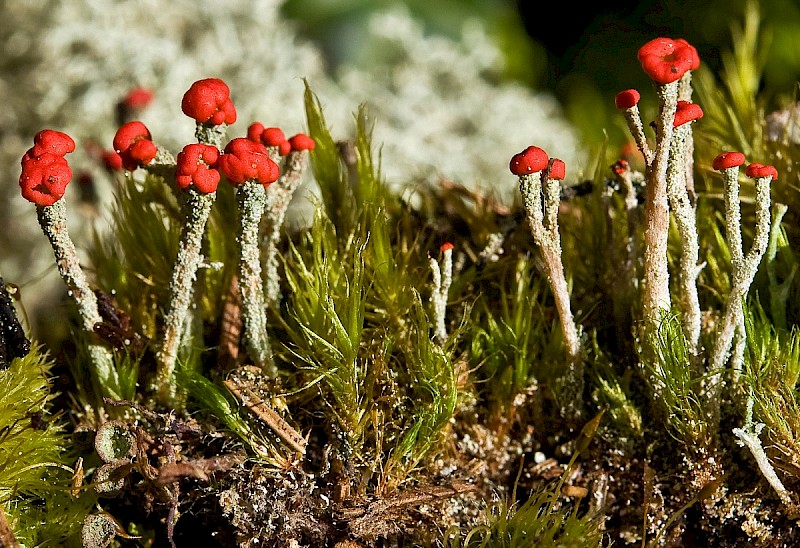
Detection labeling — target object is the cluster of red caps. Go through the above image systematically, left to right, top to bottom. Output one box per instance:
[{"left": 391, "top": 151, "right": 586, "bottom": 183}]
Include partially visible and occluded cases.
[
  {"left": 614, "top": 37, "right": 704, "bottom": 133},
  {"left": 637, "top": 37, "right": 699, "bottom": 85},
  {"left": 19, "top": 77, "right": 317, "bottom": 204},
  {"left": 113, "top": 121, "right": 158, "bottom": 171},
  {"left": 247, "top": 122, "right": 316, "bottom": 157},
  {"left": 19, "top": 130, "right": 76, "bottom": 206},
  {"left": 508, "top": 145, "right": 565, "bottom": 180},
  {"left": 713, "top": 151, "right": 778, "bottom": 180}
]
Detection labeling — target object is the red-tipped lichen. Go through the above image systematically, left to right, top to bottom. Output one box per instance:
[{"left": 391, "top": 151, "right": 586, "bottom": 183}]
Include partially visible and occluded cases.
[
  {"left": 637, "top": 37, "right": 699, "bottom": 85},
  {"left": 181, "top": 78, "right": 236, "bottom": 126},
  {"left": 219, "top": 138, "right": 280, "bottom": 185},
  {"left": 176, "top": 143, "right": 221, "bottom": 194},
  {"left": 509, "top": 146, "right": 549, "bottom": 175}
]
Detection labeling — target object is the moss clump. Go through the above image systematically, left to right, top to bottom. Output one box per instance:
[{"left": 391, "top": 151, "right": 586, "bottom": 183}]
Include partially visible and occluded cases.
[{"left": 0, "top": 345, "right": 95, "bottom": 546}]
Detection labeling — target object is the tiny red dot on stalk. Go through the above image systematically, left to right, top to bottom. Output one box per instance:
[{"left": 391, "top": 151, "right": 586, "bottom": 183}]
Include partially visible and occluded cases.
[
  {"left": 121, "top": 87, "right": 154, "bottom": 109},
  {"left": 615, "top": 89, "right": 641, "bottom": 110},
  {"left": 673, "top": 101, "right": 703, "bottom": 127},
  {"left": 289, "top": 133, "right": 315, "bottom": 152},
  {"left": 509, "top": 146, "right": 549, "bottom": 176},
  {"left": 712, "top": 151, "right": 746, "bottom": 171},
  {"left": 548, "top": 159, "right": 566, "bottom": 181},
  {"left": 611, "top": 159, "right": 630, "bottom": 176},
  {"left": 745, "top": 163, "right": 778, "bottom": 180},
  {"left": 440, "top": 242, "right": 454, "bottom": 252}
]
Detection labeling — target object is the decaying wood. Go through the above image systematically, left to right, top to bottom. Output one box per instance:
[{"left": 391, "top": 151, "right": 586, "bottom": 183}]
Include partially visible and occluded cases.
[
  {"left": 217, "top": 273, "right": 243, "bottom": 371},
  {"left": 223, "top": 367, "right": 307, "bottom": 455},
  {"left": 338, "top": 482, "right": 477, "bottom": 538},
  {"left": 0, "top": 504, "right": 19, "bottom": 548}
]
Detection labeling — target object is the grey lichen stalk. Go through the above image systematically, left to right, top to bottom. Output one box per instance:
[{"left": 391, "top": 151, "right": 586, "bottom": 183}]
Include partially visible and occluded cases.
[
  {"left": 641, "top": 80, "right": 679, "bottom": 326},
  {"left": 621, "top": 103, "right": 653, "bottom": 165},
  {"left": 666, "top": 122, "right": 703, "bottom": 354},
  {"left": 195, "top": 124, "right": 228, "bottom": 150},
  {"left": 143, "top": 147, "right": 177, "bottom": 180},
  {"left": 263, "top": 149, "right": 309, "bottom": 307},
  {"left": 518, "top": 170, "right": 581, "bottom": 366},
  {"left": 708, "top": 171, "right": 772, "bottom": 393},
  {"left": 237, "top": 181, "right": 275, "bottom": 374},
  {"left": 155, "top": 188, "right": 217, "bottom": 403},
  {"left": 37, "top": 200, "right": 117, "bottom": 394},
  {"left": 429, "top": 246, "right": 453, "bottom": 344},
  {"left": 733, "top": 396, "right": 794, "bottom": 507}
]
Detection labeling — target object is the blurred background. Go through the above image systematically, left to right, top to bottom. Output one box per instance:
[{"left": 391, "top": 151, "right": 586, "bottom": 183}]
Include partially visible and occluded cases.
[{"left": 283, "top": 0, "right": 800, "bottom": 154}]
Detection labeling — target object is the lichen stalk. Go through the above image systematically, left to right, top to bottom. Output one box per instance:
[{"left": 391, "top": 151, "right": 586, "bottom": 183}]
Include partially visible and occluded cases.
[
  {"left": 678, "top": 71, "right": 696, "bottom": 198},
  {"left": 641, "top": 80, "right": 679, "bottom": 327},
  {"left": 621, "top": 105, "right": 653, "bottom": 165},
  {"left": 194, "top": 123, "right": 228, "bottom": 150},
  {"left": 666, "top": 123, "right": 702, "bottom": 353},
  {"left": 143, "top": 147, "right": 178, "bottom": 180},
  {"left": 263, "top": 150, "right": 308, "bottom": 306},
  {"left": 518, "top": 173, "right": 580, "bottom": 364},
  {"left": 544, "top": 173, "right": 561, "bottom": 234},
  {"left": 708, "top": 174, "right": 772, "bottom": 399},
  {"left": 237, "top": 181, "right": 275, "bottom": 374},
  {"left": 155, "top": 189, "right": 216, "bottom": 403},
  {"left": 37, "top": 200, "right": 116, "bottom": 389},
  {"left": 766, "top": 203, "right": 794, "bottom": 329},
  {"left": 429, "top": 245, "right": 453, "bottom": 343},
  {"left": 733, "top": 396, "right": 793, "bottom": 506}
]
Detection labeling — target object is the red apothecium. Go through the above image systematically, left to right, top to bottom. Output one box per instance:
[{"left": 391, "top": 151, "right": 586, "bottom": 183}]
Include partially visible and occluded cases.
[
  {"left": 637, "top": 37, "right": 699, "bottom": 85},
  {"left": 181, "top": 78, "right": 237, "bottom": 126},
  {"left": 615, "top": 89, "right": 641, "bottom": 110},
  {"left": 673, "top": 101, "right": 704, "bottom": 127},
  {"left": 113, "top": 121, "right": 158, "bottom": 171},
  {"left": 20, "top": 129, "right": 76, "bottom": 206},
  {"left": 289, "top": 133, "right": 315, "bottom": 152},
  {"left": 218, "top": 138, "right": 280, "bottom": 185},
  {"left": 176, "top": 143, "right": 221, "bottom": 194},
  {"left": 509, "top": 146, "right": 549, "bottom": 176},
  {"left": 712, "top": 152, "right": 746, "bottom": 171},
  {"left": 745, "top": 163, "right": 778, "bottom": 180}
]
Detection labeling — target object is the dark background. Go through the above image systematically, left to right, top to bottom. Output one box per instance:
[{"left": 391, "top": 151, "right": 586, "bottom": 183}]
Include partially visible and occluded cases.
[{"left": 282, "top": 0, "right": 800, "bottom": 153}]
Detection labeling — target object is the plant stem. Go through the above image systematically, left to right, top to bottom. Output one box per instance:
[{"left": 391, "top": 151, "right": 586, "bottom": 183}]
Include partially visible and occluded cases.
[
  {"left": 641, "top": 81, "right": 678, "bottom": 327},
  {"left": 666, "top": 123, "right": 702, "bottom": 353},
  {"left": 263, "top": 150, "right": 308, "bottom": 307},
  {"left": 519, "top": 173, "right": 580, "bottom": 365},
  {"left": 708, "top": 174, "right": 771, "bottom": 404},
  {"left": 237, "top": 181, "right": 275, "bottom": 374},
  {"left": 155, "top": 189, "right": 216, "bottom": 404},
  {"left": 37, "top": 200, "right": 118, "bottom": 396}
]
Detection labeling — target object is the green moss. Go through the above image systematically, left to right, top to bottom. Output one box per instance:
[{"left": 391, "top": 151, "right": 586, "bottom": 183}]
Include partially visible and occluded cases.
[{"left": 0, "top": 345, "right": 95, "bottom": 546}]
